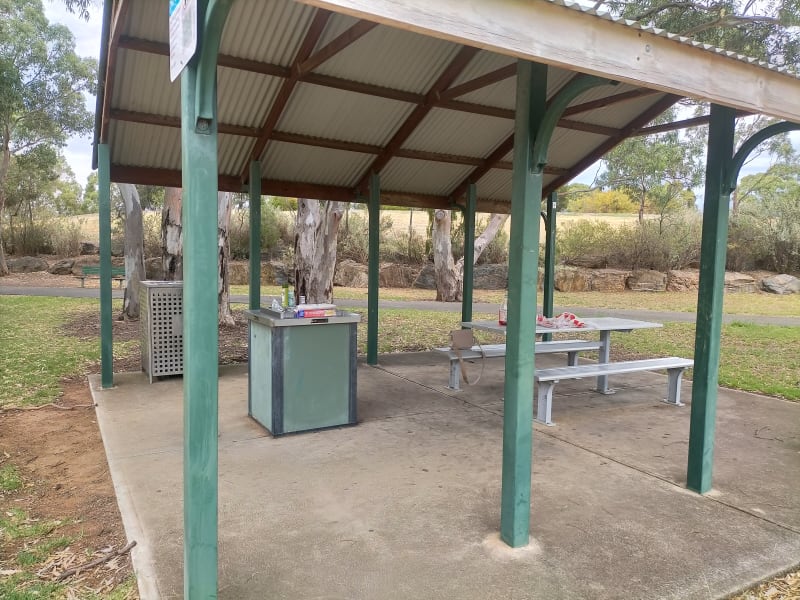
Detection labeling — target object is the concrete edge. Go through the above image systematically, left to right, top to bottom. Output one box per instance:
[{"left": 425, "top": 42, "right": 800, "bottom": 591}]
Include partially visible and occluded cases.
[{"left": 88, "top": 374, "right": 162, "bottom": 600}]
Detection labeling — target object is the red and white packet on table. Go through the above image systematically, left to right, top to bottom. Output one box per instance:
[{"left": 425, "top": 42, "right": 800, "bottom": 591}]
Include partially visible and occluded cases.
[{"left": 536, "top": 312, "right": 585, "bottom": 328}]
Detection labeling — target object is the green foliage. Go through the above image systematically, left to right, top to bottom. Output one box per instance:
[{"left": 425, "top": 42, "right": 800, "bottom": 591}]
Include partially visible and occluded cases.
[
  {"left": 596, "top": 0, "right": 800, "bottom": 70},
  {"left": 730, "top": 162, "right": 800, "bottom": 273},
  {"left": 555, "top": 183, "right": 591, "bottom": 212},
  {"left": 569, "top": 189, "right": 638, "bottom": 213},
  {"left": 268, "top": 196, "right": 298, "bottom": 211},
  {"left": 228, "top": 203, "right": 294, "bottom": 260},
  {"left": 337, "top": 211, "right": 393, "bottom": 264},
  {"left": 556, "top": 211, "right": 702, "bottom": 270},
  {"left": 450, "top": 215, "right": 509, "bottom": 264},
  {"left": 50, "top": 218, "right": 82, "bottom": 257},
  {"left": 556, "top": 219, "right": 618, "bottom": 266},
  {"left": 381, "top": 229, "right": 427, "bottom": 264},
  {"left": 0, "top": 464, "right": 22, "bottom": 492},
  {"left": 0, "top": 573, "right": 63, "bottom": 600}
]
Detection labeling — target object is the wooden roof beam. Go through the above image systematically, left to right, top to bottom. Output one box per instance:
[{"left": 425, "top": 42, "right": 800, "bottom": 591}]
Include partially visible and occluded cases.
[
  {"left": 99, "top": 0, "right": 130, "bottom": 144},
  {"left": 299, "top": 0, "right": 800, "bottom": 122},
  {"left": 240, "top": 9, "right": 333, "bottom": 182},
  {"left": 295, "top": 19, "right": 378, "bottom": 76},
  {"left": 354, "top": 45, "right": 480, "bottom": 192},
  {"left": 439, "top": 63, "right": 517, "bottom": 100},
  {"left": 561, "top": 89, "right": 660, "bottom": 117},
  {"left": 542, "top": 94, "right": 682, "bottom": 197},
  {"left": 632, "top": 110, "right": 752, "bottom": 136}
]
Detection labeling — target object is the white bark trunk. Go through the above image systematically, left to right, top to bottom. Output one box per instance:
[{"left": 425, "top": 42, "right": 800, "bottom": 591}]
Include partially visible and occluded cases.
[
  {"left": 0, "top": 141, "right": 11, "bottom": 276},
  {"left": 118, "top": 183, "right": 145, "bottom": 320},
  {"left": 161, "top": 187, "right": 182, "bottom": 280},
  {"left": 218, "top": 192, "right": 235, "bottom": 327},
  {"left": 294, "top": 198, "right": 343, "bottom": 304},
  {"left": 432, "top": 209, "right": 461, "bottom": 302},
  {"left": 454, "top": 213, "right": 509, "bottom": 273}
]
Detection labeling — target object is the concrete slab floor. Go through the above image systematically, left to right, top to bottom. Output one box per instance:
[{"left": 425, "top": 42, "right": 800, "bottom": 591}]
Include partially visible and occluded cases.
[{"left": 90, "top": 355, "right": 800, "bottom": 600}]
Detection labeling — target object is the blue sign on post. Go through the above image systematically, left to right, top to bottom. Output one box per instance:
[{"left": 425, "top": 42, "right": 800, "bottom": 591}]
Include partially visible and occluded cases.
[{"left": 169, "top": 0, "right": 197, "bottom": 82}]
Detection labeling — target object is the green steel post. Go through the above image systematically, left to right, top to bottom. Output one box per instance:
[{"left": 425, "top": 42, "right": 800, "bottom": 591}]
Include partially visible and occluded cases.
[
  {"left": 181, "top": 1, "right": 233, "bottom": 596},
  {"left": 500, "top": 60, "right": 547, "bottom": 548},
  {"left": 686, "top": 104, "right": 735, "bottom": 494},
  {"left": 97, "top": 143, "right": 113, "bottom": 388},
  {"left": 249, "top": 161, "right": 262, "bottom": 310},
  {"left": 367, "top": 173, "right": 380, "bottom": 365},
  {"left": 461, "top": 183, "right": 477, "bottom": 324},
  {"left": 541, "top": 192, "right": 557, "bottom": 342}
]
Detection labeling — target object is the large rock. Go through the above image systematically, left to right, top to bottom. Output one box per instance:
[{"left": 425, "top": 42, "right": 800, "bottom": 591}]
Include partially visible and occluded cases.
[
  {"left": 80, "top": 242, "right": 99, "bottom": 255},
  {"left": 568, "top": 255, "right": 607, "bottom": 269},
  {"left": 7, "top": 256, "right": 49, "bottom": 273},
  {"left": 48, "top": 258, "right": 75, "bottom": 275},
  {"left": 334, "top": 259, "right": 368, "bottom": 288},
  {"left": 270, "top": 261, "right": 294, "bottom": 286},
  {"left": 380, "top": 263, "right": 419, "bottom": 288},
  {"left": 412, "top": 263, "right": 435, "bottom": 290},
  {"left": 474, "top": 264, "right": 509, "bottom": 290},
  {"left": 554, "top": 266, "right": 590, "bottom": 292},
  {"left": 590, "top": 269, "right": 629, "bottom": 292},
  {"left": 626, "top": 269, "right": 666, "bottom": 292},
  {"left": 667, "top": 270, "right": 700, "bottom": 292},
  {"left": 724, "top": 271, "right": 756, "bottom": 293},
  {"left": 761, "top": 273, "right": 800, "bottom": 295}
]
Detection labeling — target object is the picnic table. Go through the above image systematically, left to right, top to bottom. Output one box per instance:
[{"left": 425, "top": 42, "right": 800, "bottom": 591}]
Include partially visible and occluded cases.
[{"left": 463, "top": 317, "right": 663, "bottom": 394}]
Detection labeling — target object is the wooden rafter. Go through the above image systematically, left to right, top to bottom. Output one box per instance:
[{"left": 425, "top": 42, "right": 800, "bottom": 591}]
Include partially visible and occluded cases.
[
  {"left": 99, "top": 0, "right": 130, "bottom": 144},
  {"left": 240, "top": 9, "right": 333, "bottom": 181},
  {"left": 296, "top": 19, "right": 378, "bottom": 76},
  {"left": 354, "top": 45, "right": 480, "bottom": 192},
  {"left": 439, "top": 63, "right": 517, "bottom": 101},
  {"left": 561, "top": 89, "right": 660, "bottom": 117},
  {"left": 542, "top": 94, "right": 682, "bottom": 197},
  {"left": 632, "top": 110, "right": 752, "bottom": 136},
  {"left": 449, "top": 135, "right": 515, "bottom": 201}
]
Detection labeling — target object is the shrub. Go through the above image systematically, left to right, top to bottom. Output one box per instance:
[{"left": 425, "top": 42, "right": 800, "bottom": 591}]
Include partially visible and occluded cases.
[
  {"left": 730, "top": 199, "right": 800, "bottom": 274},
  {"left": 227, "top": 205, "right": 294, "bottom": 260},
  {"left": 143, "top": 211, "right": 161, "bottom": 259},
  {"left": 5, "top": 213, "right": 54, "bottom": 255},
  {"left": 50, "top": 219, "right": 83, "bottom": 257},
  {"left": 556, "top": 219, "right": 618, "bottom": 266},
  {"left": 381, "top": 229, "right": 426, "bottom": 264}
]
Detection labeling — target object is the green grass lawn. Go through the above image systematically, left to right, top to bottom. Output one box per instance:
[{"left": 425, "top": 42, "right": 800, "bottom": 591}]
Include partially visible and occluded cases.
[{"left": 0, "top": 296, "right": 137, "bottom": 408}]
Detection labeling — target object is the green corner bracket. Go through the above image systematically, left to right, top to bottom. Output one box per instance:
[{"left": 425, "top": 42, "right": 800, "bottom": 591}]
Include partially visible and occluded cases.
[{"left": 727, "top": 121, "right": 800, "bottom": 193}]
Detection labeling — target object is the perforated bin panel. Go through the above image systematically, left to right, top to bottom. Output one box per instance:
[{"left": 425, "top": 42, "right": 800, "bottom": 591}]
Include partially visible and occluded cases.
[{"left": 140, "top": 282, "right": 183, "bottom": 382}]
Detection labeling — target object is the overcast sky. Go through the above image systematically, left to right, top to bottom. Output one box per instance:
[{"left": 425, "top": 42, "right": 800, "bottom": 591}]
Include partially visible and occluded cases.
[{"left": 45, "top": 1, "right": 798, "bottom": 198}]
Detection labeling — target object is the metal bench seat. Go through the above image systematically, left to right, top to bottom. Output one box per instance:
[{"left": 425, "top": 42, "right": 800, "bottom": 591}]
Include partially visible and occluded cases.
[
  {"left": 434, "top": 339, "right": 603, "bottom": 390},
  {"left": 534, "top": 357, "right": 694, "bottom": 425}
]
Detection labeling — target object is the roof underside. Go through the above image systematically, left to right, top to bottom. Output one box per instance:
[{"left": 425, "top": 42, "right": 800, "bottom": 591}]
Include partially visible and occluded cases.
[{"left": 98, "top": 0, "right": 799, "bottom": 212}]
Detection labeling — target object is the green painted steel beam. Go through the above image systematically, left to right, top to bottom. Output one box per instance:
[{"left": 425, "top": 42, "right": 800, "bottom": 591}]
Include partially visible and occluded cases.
[
  {"left": 181, "top": 1, "right": 233, "bottom": 596},
  {"left": 500, "top": 60, "right": 547, "bottom": 548},
  {"left": 531, "top": 76, "right": 614, "bottom": 170},
  {"left": 686, "top": 104, "right": 736, "bottom": 494},
  {"left": 727, "top": 121, "right": 800, "bottom": 193},
  {"left": 97, "top": 143, "right": 113, "bottom": 388},
  {"left": 249, "top": 161, "right": 262, "bottom": 310},
  {"left": 367, "top": 172, "right": 380, "bottom": 365},
  {"left": 461, "top": 183, "right": 477, "bottom": 325},
  {"left": 541, "top": 191, "right": 557, "bottom": 342}
]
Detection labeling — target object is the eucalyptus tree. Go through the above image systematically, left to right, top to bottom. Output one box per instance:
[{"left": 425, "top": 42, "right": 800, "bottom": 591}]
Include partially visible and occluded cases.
[{"left": 0, "top": 0, "right": 95, "bottom": 274}]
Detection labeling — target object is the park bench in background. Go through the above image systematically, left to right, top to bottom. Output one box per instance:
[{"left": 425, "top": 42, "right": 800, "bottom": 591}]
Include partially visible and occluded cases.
[{"left": 75, "top": 265, "right": 126, "bottom": 288}]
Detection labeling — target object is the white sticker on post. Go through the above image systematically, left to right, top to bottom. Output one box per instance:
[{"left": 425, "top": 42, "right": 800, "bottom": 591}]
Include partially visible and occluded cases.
[{"left": 169, "top": 0, "right": 197, "bottom": 82}]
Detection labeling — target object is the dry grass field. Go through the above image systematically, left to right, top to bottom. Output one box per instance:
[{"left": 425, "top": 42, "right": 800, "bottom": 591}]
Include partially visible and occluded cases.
[{"left": 66, "top": 209, "right": 640, "bottom": 244}]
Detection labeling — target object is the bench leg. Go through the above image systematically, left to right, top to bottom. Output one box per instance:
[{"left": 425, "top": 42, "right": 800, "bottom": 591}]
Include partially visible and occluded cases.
[
  {"left": 80, "top": 277, "right": 86, "bottom": 288},
  {"left": 595, "top": 332, "right": 615, "bottom": 394},
  {"left": 567, "top": 351, "right": 578, "bottom": 366},
  {"left": 448, "top": 360, "right": 462, "bottom": 391},
  {"left": 664, "top": 368, "right": 686, "bottom": 406},
  {"left": 535, "top": 381, "right": 556, "bottom": 426}
]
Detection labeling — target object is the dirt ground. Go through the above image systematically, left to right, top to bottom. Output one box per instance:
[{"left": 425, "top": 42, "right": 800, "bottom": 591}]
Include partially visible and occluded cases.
[{"left": 0, "top": 279, "right": 250, "bottom": 599}]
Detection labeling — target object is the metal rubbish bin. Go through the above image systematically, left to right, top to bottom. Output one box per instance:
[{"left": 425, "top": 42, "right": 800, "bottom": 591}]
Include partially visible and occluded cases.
[
  {"left": 140, "top": 281, "right": 183, "bottom": 383},
  {"left": 246, "top": 308, "right": 360, "bottom": 436}
]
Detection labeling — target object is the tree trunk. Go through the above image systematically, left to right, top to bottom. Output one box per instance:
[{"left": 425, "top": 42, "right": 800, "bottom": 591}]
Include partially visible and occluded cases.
[
  {"left": 0, "top": 143, "right": 11, "bottom": 276},
  {"left": 118, "top": 184, "right": 145, "bottom": 320},
  {"left": 161, "top": 187, "right": 183, "bottom": 280},
  {"left": 218, "top": 191, "right": 235, "bottom": 327},
  {"left": 294, "top": 198, "right": 343, "bottom": 304},
  {"left": 432, "top": 209, "right": 461, "bottom": 302}
]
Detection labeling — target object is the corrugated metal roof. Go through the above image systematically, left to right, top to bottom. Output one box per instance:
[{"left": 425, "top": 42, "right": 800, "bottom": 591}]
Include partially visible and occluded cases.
[
  {"left": 100, "top": 0, "right": 800, "bottom": 211},
  {"left": 277, "top": 83, "right": 414, "bottom": 146},
  {"left": 402, "top": 109, "right": 512, "bottom": 158},
  {"left": 262, "top": 142, "right": 373, "bottom": 187},
  {"left": 381, "top": 158, "right": 473, "bottom": 196}
]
